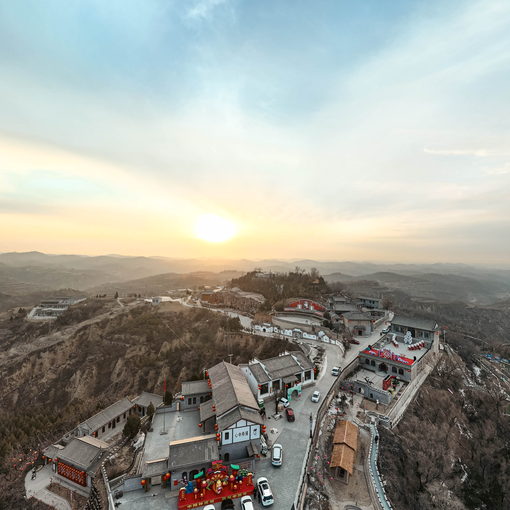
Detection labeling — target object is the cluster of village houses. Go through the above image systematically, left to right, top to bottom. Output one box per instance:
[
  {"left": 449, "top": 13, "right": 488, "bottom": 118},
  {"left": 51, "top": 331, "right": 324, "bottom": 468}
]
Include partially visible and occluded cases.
[{"left": 38, "top": 288, "right": 440, "bottom": 504}]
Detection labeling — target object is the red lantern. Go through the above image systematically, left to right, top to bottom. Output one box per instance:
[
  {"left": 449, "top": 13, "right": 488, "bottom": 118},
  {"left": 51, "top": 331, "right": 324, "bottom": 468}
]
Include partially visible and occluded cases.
[{"left": 198, "top": 423, "right": 203, "bottom": 428}]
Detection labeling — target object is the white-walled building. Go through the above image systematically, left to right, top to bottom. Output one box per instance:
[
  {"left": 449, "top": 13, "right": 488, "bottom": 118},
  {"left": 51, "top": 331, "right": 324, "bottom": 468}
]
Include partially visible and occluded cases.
[{"left": 241, "top": 351, "right": 315, "bottom": 402}]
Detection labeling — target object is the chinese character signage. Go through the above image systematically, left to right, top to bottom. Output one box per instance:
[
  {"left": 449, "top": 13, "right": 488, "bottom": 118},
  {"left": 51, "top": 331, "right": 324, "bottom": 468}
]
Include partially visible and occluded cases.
[{"left": 364, "top": 348, "right": 414, "bottom": 366}]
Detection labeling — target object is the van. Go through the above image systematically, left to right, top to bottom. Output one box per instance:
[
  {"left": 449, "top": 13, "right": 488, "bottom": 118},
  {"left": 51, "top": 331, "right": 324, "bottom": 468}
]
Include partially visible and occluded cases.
[{"left": 331, "top": 366, "right": 341, "bottom": 376}]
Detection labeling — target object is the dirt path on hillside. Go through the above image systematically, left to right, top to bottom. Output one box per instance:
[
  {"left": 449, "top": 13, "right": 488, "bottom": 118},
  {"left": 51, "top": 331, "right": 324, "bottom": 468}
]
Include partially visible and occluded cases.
[{"left": 0, "top": 302, "right": 138, "bottom": 369}]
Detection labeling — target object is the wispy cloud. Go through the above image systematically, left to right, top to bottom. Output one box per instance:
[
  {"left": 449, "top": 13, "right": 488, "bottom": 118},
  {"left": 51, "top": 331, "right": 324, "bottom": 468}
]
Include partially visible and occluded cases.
[
  {"left": 186, "top": 0, "right": 229, "bottom": 20},
  {"left": 423, "top": 147, "right": 493, "bottom": 157}
]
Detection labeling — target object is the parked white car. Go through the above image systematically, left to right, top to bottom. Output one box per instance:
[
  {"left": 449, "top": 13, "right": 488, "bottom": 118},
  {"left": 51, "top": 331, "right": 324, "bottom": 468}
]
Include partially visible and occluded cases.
[
  {"left": 331, "top": 366, "right": 340, "bottom": 376},
  {"left": 311, "top": 390, "right": 321, "bottom": 403},
  {"left": 279, "top": 397, "right": 290, "bottom": 408},
  {"left": 271, "top": 443, "right": 283, "bottom": 467},
  {"left": 256, "top": 477, "right": 274, "bottom": 507},
  {"left": 240, "top": 495, "right": 255, "bottom": 510},
  {"left": 204, "top": 506, "right": 216, "bottom": 510}
]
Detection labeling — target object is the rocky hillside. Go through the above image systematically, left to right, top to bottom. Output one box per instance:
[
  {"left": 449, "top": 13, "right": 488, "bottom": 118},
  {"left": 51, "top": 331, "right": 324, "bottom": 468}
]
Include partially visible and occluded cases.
[
  {"left": 0, "top": 300, "right": 292, "bottom": 508},
  {"left": 380, "top": 349, "right": 510, "bottom": 509}
]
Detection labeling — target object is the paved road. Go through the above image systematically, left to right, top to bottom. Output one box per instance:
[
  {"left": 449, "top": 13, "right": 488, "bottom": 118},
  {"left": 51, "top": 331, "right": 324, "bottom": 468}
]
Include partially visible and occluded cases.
[{"left": 250, "top": 322, "right": 390, "bottom": 509}]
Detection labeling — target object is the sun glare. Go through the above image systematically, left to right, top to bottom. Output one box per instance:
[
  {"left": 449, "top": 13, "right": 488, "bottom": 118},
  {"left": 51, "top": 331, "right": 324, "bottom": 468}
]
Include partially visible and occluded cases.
[{"left": 194, "top": 214, "right": 236, "bottom": 243}]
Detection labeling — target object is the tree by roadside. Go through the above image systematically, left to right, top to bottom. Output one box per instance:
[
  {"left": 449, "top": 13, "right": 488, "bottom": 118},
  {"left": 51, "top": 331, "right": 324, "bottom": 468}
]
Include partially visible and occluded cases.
[
  {"left": 163, "top": 391, "right": 173, "bottom": 406},
  {"left": 123, "top": 416, "right": 140, "bottom": 439}
]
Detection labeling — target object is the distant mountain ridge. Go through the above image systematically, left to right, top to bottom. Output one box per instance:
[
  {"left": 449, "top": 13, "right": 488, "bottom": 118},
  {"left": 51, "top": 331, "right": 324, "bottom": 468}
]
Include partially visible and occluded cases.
[{"left": 1, "top": 252, "right": 510, "bottom": 304}]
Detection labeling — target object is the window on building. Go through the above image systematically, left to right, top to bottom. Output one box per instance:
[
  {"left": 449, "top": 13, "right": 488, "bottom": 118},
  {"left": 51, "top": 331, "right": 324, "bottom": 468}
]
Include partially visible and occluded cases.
[
  {"left": 365, "top": 359, "right": 370, "bottom": 365},
  {"left": 371, "top": 360, "right": 375, "bottom": 366},
  {"left": 392, "top": 367, "right": 397, "bottom": 373},
  {"left": 398, "top": 368, "right": 404, "bottom": 375},
  {"left": 304, "top": 370, "right": 311, "bottom": 380},
  {"left": 296, "top": 373, "right": 302, "bottom": 382},
  {"left": 272, "top": 380, "right": 281, "bottom": 391},
  {"left": 260, "top": 383, "right": 269, "bottom": 394},
  {"left": 200, "top": 396, "right": 205, "bottom": 403},
  {"left": 192, "top": 397, "right": 197, "bottom": 404},
  {"left": 188, "top": 398, "right": 192, "bottom": 405},
  {"left": 123, "top": 413, "right": 126, "bottom": 419},
  {"left": 116, "top": 416, "right": 120, "bottom": 423},
  {"left": 108, "top": 422, "right": 111, "bottom": 429},
  {"left": 102, "top": 426, "right": 105, "bottom": 433},
  {"left": 224, "top": 431, "right": 230, "bottom": 441}
]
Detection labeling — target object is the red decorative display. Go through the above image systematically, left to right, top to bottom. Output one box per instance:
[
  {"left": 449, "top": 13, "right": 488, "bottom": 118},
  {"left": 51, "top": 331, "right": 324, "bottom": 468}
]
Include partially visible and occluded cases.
[
  {"left": 285, "top": 299, "right": 326, "bottom": 314},
  {"left": 363, "top": 348, "right": 415, "bottom": 366},
  {"left": 57, "top": 461, "right": 87, "bottom": 487},
  {"left": 177, "top": 461, "right": 254, "bottom": 509}
]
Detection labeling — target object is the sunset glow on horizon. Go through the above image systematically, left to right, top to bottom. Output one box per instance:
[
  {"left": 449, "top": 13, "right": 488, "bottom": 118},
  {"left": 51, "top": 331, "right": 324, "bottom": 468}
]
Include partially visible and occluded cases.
[{"left": 0, "top": 1, "right": 509, "bottom": 264}]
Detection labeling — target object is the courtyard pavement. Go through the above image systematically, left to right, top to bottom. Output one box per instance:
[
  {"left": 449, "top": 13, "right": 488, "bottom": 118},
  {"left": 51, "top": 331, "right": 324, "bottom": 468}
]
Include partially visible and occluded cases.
[{"left": 25, "top": 464, "right": 72, "bottom": 510}]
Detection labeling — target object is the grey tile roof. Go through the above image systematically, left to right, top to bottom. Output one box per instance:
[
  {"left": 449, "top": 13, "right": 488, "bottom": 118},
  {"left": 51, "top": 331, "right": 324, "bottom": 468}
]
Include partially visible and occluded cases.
[
  {"left": 332, "top": 303, "right": 359, "bottom": 313},
  {"left": 343, "top": 311, "right": 373, "bottom": 321},
  {"left": 392, "top": 315, "right": 439, "bottom": 332},
  {"left": 249, "top": 351, "right": 314, "bottom": 383},
  {"left": 208, "top": 361, "right": 258, "bottom": 416},
  {"left": 247, "top": 363, "right": 270, "bottom": 384},
  {"left": 181, "top": 380, "right": 210, "bottom": 396},
  {"left": 133, "top": 392, "right": 163, "bottom": 409},
  {"left": 82, "top": 398, "right": 134, "bottom": 432},
  {"left": 199, "top": 400, "right": 217, "bottom": 422},
  {"left": 216, "top": 406, "right": 264, "bottom": 431},
  {"left": 168, "top": 435, "right": 219, "bottom": 470},
  {"left": 57, "top": 438, "right": 105, "bottom": 471},
  {"left": 143, "top": 459, "right": 169, "bottom": 478}
]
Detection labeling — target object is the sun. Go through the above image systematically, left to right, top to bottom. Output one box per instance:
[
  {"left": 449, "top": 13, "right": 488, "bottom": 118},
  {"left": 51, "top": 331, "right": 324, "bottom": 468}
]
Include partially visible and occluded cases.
[{"left": 194, "top": 214, "right": 236, "bottom": 243}]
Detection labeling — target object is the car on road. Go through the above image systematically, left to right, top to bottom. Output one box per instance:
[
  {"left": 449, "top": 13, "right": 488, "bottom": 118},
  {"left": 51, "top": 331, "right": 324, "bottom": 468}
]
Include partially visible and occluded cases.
[
  {"left": 381, "top": 326, "right": 391, "bottom": 335},
  {"left": 331, "top": 366, "right": 341, "bottom": 376},
  {"left": 311, "top": 390, "right": 320, "bottom": 403},
  {"left": 279, "top": 397, "right": 290, "bottom": 408},
  {"left": 285, "top": 407, "right": 295, "bottom": 422},
  {"left": 271, "top": 443, "right": 283, "bottom": 466},
  {"left": 256, "top": 477, "right": 274, "bottom": 507},
  {"left": 240, "top": 495, "right": 255, "bottom": 510},
  {"left": 204, "top": 506, "right": 216, "bottom": 510}
]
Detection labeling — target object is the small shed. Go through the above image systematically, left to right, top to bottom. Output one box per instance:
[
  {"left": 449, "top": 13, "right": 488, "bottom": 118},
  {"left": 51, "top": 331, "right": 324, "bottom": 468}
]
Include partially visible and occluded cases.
[{"left": 330, "top": 420, "right": 359, "bottom": 483}]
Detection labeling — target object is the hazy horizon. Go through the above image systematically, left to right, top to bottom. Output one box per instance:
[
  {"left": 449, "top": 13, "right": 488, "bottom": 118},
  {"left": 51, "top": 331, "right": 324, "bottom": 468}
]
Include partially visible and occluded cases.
[
  {"left": 1, "top": 1, "right": 509, "bottom": 264},
  {"left": 2, "top": 249, "right": 510, "bottom": 271}
]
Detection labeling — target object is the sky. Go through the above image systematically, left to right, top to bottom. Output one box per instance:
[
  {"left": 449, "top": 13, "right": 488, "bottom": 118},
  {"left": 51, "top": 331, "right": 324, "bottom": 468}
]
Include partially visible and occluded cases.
[{"left": 0, "top": 0, "right": 509, "bottom": 264}]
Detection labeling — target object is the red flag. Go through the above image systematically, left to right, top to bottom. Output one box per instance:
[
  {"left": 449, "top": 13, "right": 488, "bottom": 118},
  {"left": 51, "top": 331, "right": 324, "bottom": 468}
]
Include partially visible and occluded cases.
[{"left": 163, "top": 378, "right": 167, "bottom": 394}]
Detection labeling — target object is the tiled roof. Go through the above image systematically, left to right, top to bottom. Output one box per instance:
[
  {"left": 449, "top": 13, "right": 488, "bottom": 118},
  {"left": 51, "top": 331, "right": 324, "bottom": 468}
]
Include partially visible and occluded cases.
[
  {"left": 343, "top": 311, "right": 372, "bottom": 321},
  {"left": 391, "top": 315, "right": 438, "bottom": 332},
  {"left": 248, "top": 351, "right": 313, "bottom": 382},
  {"left": 208, "top": 362, "right": 258, "bottom": 416},
  {"left": 181, "top": 380, "right": 211, "bottom": 395},
  {"left": 133, "top": 392, "right": 163, "bottom": 409},
  {"left": 82, "top": 398, "right": 134, "bottom": 432},
  {"left": 199, "top": 400, "right": 217, "bottom": 422},
  {"left": 216, "top": 406, "right": 264, "bottom": 431},
  {"left": 333, "top": 420, "right": 359, "bottom": 451},
  {"left": 168, "top": 435, "right": 219, "bottom": 470},
  {"left": 57, "top": 438, "right": 105, "bottom": 471},
  {"left": 330, "top": 444, "right": 356, "bottom": 474}
]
